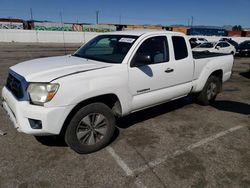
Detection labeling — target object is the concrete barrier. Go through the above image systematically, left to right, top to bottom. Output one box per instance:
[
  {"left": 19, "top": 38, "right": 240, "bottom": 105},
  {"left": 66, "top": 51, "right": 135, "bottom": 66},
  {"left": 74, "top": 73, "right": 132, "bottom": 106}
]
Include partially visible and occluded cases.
[
  {"left": 0, "top": 29, "right": 102, "bottom": 43},
  {"left": 1, "top": 29, "right": 250, "bottom": 44}
]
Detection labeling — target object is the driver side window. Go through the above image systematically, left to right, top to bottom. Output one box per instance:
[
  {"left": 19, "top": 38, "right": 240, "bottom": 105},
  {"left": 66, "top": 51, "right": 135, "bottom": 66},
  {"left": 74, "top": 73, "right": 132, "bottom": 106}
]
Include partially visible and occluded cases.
[
  {"left": 133, "top": 36, "right": 169, "bottom": 66},
  {"left": 223, "top": 42, "right": 230, "bottom": 47}
]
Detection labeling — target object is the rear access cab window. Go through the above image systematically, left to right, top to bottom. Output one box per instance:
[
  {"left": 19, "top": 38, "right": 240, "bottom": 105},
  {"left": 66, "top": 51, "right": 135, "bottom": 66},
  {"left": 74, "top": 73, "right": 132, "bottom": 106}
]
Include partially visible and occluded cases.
[{"left": 172, "top": 36, "right": 188, "bottom": 60}]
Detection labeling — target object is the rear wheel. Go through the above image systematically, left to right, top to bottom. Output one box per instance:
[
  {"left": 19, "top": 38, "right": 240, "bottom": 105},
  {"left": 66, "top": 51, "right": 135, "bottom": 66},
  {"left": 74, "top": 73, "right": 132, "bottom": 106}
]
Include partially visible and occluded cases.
[
  {"left": 197, "top": 75, "right": 221, "bottom": 105},
  {"left": 65, "top": 103, "right": 115, "bottom": 154}
]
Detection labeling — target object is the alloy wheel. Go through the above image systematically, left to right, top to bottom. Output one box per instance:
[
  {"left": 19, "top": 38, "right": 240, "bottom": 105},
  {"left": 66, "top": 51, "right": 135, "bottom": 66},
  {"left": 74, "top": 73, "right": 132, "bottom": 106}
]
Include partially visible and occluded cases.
[{"left": 76, "top": 113, "right": 108, "bottom": 145}]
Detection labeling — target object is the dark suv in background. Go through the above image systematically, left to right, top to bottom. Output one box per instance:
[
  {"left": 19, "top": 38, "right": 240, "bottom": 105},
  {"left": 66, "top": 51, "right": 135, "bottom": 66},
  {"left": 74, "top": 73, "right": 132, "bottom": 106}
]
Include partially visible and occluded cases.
[{"left": 236, "top": 40, "right": 250, "bottom": 57}]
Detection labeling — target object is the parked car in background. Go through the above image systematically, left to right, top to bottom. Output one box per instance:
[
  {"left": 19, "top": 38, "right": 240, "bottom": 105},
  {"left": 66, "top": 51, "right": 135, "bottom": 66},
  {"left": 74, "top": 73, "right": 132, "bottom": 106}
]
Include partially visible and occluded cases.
[
  {"left": 189, "top": 37, "right": 208, "bottom": 45},
  {"left": 189, "top": 38, "right": 199, "bottom": 48},
  {"left": 219, "top": 38, "right": 238, "bottom": 49},
  {"left": 236, "top": 40, "right": 250, "bottom": 57},
  {"left": 193, "top": 41, "right": 236, "bottom": 55}
]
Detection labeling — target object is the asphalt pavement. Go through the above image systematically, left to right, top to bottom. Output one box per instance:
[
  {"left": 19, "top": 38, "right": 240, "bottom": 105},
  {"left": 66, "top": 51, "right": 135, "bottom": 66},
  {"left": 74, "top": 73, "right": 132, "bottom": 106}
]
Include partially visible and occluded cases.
[{"left": 0, "top": 43, "right": 249, "bottom": 188}]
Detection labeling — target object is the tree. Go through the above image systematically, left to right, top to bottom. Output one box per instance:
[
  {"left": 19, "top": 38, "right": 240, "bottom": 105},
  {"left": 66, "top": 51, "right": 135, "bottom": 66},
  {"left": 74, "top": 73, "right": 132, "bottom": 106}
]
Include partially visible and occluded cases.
[{"left": 232, "top": 25, "right": 242, "bottom": 31}]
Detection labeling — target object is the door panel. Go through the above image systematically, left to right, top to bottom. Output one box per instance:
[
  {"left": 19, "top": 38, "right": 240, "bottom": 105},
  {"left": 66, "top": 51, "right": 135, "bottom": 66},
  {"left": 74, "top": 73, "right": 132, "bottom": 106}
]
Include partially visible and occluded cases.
[{"left": 128, "top": 35, "right": 193, "bottom": 111}]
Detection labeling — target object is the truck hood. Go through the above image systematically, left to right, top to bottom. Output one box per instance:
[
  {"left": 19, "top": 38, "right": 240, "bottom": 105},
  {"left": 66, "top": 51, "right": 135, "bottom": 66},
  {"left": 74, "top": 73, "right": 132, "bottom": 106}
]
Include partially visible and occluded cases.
[{"left": 10, "top": 55, "right": 112, "bottom": 82}]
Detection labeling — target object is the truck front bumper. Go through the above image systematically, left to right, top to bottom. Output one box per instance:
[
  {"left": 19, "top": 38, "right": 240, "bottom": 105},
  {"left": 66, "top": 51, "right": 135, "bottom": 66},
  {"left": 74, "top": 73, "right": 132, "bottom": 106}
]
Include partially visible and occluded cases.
[{"left": 1, "top": 86, "right": 74, "bottom": 136}]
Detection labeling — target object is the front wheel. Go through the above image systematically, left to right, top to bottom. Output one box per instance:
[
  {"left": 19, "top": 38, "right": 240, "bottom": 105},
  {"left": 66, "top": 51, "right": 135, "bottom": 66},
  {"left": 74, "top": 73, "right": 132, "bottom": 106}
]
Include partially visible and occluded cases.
[
  {"left": 196, "top": 75, "right": 221, "bottom": 105},
  {"left": 65, "top": 103, "right": 115, "bottom": 154}
]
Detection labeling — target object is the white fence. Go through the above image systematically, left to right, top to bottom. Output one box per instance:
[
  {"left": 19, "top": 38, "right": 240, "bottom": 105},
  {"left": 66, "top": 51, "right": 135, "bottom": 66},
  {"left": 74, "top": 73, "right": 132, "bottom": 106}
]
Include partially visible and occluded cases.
[
  {"left": 0, "top": 29, "right": 101, "bottom": 43},
  {"left": 1, "top": 29, "right": 250, "bottom": 44}
]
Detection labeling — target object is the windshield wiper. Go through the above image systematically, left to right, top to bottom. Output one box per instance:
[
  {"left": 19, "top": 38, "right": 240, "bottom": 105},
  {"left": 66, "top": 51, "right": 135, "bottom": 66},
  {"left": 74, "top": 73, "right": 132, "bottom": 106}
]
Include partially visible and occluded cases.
[{"left": 72, "top": 54, "right": 83, "bottom": 58}]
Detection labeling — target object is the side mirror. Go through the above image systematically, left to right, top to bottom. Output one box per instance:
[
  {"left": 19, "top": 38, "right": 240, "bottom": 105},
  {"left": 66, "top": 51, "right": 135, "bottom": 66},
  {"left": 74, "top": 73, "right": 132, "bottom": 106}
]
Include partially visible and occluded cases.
[
  {"left": 215, "top": 46, "right": 220, "bottom": 50},
  {"left": 131, "top": 54, "right": 151, "bottom": 67}
]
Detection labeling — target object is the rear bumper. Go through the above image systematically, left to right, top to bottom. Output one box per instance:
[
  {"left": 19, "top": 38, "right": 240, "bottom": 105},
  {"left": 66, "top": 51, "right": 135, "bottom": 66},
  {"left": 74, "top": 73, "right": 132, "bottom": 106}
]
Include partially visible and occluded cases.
[{"left": 1, "top": 86, "right": 74, "bottom": 135}]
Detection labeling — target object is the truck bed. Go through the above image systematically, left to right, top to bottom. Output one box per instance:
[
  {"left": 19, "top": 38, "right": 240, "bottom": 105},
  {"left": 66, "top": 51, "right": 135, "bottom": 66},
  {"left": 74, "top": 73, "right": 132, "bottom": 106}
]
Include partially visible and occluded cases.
[
  {"left": 192, "top": 51, "right": 234, "bottom": 85},
  {"left": 193, "top": 51, "right": 231, "bottom": 59}
]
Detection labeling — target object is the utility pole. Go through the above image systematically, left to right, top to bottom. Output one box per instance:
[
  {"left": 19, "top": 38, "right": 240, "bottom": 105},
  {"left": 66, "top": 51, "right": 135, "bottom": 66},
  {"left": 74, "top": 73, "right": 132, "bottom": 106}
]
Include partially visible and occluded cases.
[
  {"left": 30, "top": 8, "right": 33, "bottom": 20},
  {"left": 96, "top": 11, "right": 99, "bottom": 24},
  {"left": 191, "top": 16, "right": 194, "bottom": 28}
]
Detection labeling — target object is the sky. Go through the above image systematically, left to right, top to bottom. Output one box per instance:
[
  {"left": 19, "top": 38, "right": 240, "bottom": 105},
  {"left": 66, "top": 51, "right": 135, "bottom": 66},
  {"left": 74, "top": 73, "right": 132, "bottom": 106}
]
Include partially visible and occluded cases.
[{"left": 0, "top": 0, "right": 249, "bottom": 27}]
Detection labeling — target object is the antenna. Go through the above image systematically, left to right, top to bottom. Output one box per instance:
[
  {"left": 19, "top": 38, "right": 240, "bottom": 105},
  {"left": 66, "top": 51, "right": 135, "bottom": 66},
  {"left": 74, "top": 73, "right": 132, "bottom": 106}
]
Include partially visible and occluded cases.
[{"left": 60, "top": 12, "right": 67, "bottom": 55}]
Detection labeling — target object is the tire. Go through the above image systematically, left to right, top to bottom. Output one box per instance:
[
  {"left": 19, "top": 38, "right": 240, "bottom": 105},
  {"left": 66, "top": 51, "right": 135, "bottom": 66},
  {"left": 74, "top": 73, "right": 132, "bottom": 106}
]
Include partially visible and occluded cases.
[
  {"left": 196, "top": 75, "right": 221, "bottom": 105},
  {"left": 65, "top": 103, "right": 115, "bottom": 154}
]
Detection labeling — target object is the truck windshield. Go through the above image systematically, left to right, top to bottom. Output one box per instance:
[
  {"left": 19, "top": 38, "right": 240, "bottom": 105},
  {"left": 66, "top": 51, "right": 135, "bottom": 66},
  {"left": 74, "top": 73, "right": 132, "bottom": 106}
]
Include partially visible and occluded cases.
[{"left": 73, "top": 35, "right": 138, "bottom": 64}]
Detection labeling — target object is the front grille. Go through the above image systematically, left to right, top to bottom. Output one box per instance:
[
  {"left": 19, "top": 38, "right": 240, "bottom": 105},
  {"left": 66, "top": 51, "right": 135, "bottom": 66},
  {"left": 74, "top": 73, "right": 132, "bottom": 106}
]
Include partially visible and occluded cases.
[{"left": 6, "top": 73, "right": 24, "bottom": 99}]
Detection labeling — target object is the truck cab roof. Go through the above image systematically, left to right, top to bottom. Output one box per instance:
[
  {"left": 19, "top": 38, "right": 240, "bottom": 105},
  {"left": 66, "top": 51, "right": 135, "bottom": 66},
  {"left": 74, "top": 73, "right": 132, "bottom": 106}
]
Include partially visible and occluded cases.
[{"left": 106, "top": 29, "right": 184, "bottom": 37}]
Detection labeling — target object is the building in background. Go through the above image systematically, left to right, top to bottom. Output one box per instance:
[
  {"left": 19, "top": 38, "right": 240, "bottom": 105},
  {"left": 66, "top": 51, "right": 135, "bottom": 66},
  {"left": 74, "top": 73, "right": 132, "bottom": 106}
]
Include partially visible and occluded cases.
[
  {"left": 1, "top": 17, "right": 250, "bottom": 38},
  {"left": 0, "top": 18, "right": 24, "bottom": 29},
  {"left": 24, "top": 21, "right": 116, "bottom": 32},
  {"left": 32, "top": 21, "right": 73, "bottom": 31},
  {"left": 85, "top": 24, "right": 115, "bottom": 32},
  {"left": 101, "top": 24, "right": 166, "bottom": 31},
  {"left": 125, "top": 24, "right": 164, "bottom": 30},
  {"left": 170, "top": 26, "right": 189, "bottom": 34},
  {"left": 188, "top": 26, "right": 226, "bottom": 36},
  {"left": 227, "top": 31, "right": 243, "bottom": 37},
  {"left": 243, "top": 31, "right": 250, "bottom": 37}
]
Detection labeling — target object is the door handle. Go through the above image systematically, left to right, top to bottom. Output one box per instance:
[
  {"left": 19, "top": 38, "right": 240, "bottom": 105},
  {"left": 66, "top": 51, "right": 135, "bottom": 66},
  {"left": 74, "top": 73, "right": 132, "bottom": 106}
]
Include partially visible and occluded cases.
[{"left": 165, "top": 68, "right": 174, "bottom": 73}]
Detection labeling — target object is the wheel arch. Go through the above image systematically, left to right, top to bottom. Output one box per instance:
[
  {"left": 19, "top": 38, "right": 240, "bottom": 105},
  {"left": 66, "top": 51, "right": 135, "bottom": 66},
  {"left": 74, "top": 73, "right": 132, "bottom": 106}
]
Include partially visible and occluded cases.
[
  {"left": 193, "top": 69, "right": 223, "bottom": 93},
  {"left": 209, "top": 69, "right": 223, "bottom": 91},
  {"left": 60, "top": 94, "right": 121, "bottom": 136}
]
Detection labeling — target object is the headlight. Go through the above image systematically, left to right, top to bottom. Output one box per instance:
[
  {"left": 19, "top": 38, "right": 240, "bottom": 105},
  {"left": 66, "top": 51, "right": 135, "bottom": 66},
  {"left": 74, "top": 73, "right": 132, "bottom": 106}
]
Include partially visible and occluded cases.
[{"left": 27, "top": 83, "right": 59, "bottom": 105}]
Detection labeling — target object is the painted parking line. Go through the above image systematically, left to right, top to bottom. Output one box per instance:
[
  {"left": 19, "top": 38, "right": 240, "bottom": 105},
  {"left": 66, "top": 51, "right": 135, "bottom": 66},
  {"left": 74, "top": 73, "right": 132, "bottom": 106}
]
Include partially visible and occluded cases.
[
  {"left": 107, "top": 125, "right": 245, "bottom": 187},
  {"left": 133, "top": 125, "right": 246, "bottom": 174},
  {"left": 106, "top": 146, "right": 147, "bottom": 188},
  {"left": 106, "top": 146, "right": 134, "bottom": 176}
]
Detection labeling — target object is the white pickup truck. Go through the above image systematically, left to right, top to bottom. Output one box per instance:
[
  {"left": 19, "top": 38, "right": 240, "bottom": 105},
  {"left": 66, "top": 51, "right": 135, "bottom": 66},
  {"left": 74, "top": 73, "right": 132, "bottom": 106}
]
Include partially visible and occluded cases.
[{"left": 2, "top": 30, "right": 233, "bottom": 153}]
